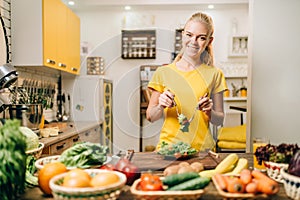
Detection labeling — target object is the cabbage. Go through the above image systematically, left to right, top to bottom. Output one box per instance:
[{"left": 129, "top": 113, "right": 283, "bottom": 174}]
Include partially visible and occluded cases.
[
  {"left": 19, "top": 127, "right": 39, "bottom": 151},
  {"left": 288, "top": 150, "right": 300, "bottom": 177}
]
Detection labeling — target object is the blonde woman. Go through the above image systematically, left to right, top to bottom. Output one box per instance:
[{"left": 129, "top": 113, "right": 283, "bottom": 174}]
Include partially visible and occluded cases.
[{"left": 146, "top": 12, "right": 227, "bottom": 151}]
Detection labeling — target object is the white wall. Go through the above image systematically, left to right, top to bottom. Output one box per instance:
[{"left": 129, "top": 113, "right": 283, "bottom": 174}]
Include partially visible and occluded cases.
[
  {"left": 248, "top": 0, "right": 300, "bottom": 148},
  {"left": 74, "top": 5, "right": 249, "bottom": 152}
]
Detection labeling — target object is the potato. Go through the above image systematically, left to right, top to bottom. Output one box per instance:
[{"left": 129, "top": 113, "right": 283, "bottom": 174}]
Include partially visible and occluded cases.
[
  {"left": 178, "top": 162, "right": 190, "bottom": 167},
  {"left": 190, "top": 162, "right": 204, "bottom": 172},
  {"left": 163, "top": 165, "right": 180, "bottom": 176},
  {"left": 177, "top": 165, "right": 195, "bottom": 174}
]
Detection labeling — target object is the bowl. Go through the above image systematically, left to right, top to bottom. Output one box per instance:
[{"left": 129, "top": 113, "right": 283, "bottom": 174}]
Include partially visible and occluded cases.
[
  {"left": 26, "top": 142, "right": 44, "bottom": 159},
  {"left": 35, "top": 155, "right": 112, "bottom": 170},
  {"left": 264, "top": 161, "right": 288, "bottom": 182},
  {"left": 280, "top": 167, "right": 300, "bottom": 200},
  {"left": 49, "top": 169, "right": 127, "bottom": 200}
]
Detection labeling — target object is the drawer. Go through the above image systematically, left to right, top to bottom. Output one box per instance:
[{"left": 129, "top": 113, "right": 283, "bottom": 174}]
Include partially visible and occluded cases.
[
  {"left": 79, "top": 126, "right": 100, "bottom": 143},
  {"left": 45, "top": 135, "right": 81, "bottom": 155}
]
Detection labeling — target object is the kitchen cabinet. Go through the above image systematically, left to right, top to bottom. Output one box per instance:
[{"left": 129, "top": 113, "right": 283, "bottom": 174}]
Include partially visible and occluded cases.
[
  {"left": 11, "top": 0, "right": 80, "bottom": 75},
  {"left": 228, "top": 35, "right": 248, "bottom": 57},
  {"left": 79, "top": 125, "right": 101, "bottom": 144},
  {"left": 42, "top": 134, "right": 80, "bottom": 155}
]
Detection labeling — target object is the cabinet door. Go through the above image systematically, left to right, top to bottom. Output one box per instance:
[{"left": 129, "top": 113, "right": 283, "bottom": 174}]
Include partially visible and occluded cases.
[
  {"left": 43, "top": 0, "right": 58, "bottom": 68},
  {"left": 66, "top": 8, "right": 81, "bottom": 74}
]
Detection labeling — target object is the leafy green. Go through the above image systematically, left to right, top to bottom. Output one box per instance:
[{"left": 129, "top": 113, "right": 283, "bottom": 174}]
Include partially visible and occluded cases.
[
  {"left": 178, "top": 114, "right": 190, "bottom": 132},
  {"left": 0, "top": 119, "right": 27, "bottom": 200},
  {"left": 19, "top": 126, "right": 39, "bottom": 151},
  {"left": 158, "top": 141, "right": 197, "bottom": 156},
  {"left": 58, "top": 142, "right": 109, "bottom": 169}
]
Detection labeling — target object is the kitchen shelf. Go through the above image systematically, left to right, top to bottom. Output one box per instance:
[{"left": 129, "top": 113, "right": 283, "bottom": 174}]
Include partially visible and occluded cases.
[
  {"left": 228, "top": 35, "right": 248, "bottom": 58},
  {"left": 224, "top": 97, "right": 247, "bottom": 101}
]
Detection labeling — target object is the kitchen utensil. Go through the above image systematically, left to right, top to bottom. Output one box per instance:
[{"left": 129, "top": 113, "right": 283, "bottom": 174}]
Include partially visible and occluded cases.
[{"left": 62, "top": 93, "right": 69, "bottom": 121}]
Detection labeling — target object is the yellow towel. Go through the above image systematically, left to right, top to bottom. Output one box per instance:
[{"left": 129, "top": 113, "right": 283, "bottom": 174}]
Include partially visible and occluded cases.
[
  {"left": 217, "top": 124, "right": 246, "bottom": 143},
  {"left": 217, "top": 141, "right": 246, "bottom": 149}
]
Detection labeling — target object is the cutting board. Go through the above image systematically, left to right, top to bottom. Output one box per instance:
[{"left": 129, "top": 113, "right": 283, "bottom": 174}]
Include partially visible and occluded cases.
[{"left": 131, "top": 152, "right": 221, "bottom": 171}]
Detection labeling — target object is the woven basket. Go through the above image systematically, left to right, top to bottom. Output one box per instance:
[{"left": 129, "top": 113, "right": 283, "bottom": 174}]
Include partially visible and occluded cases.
[
  {"left": 26, "top": 142, "right": 44, "bottom": 159},
  {"left": 35, "top": 155, "right": 61, "bottom": 170},
  {"left": 264, "top": 161, "right": 288, "bottom": 182},
  {"left": 280, "top": 167, "right": 300, "bottom": 200},
  {"left": 49, "top": 169, "right": 126, "bottom": 200},
  {"left": 130, "top": 178, "right": 205, "bottom": 200}
]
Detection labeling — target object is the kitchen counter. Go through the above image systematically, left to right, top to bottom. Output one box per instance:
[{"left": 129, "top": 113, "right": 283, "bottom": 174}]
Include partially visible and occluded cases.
[{"left": 21, "top": 153, "right": 291, "bottom": 200}]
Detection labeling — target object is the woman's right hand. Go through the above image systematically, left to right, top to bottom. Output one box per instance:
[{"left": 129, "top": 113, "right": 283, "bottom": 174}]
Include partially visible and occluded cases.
[{"left": 159, "top": 90, "right": 175, "bottom": 108}]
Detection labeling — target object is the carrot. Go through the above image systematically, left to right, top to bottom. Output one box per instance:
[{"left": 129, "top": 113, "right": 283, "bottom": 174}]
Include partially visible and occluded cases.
[
  {"left": 240, "top": 169, "right": 252, "bottom": 185},
  {"left": 251, "top": 170, "right": 279, "bottom": 195},
  {"left": 214, "top": 174, "right": 227, "bottom": 191},
  {"left": 226, "top": 176, "right": 245, "bottom": 193},
  {"left": 245, "top": 181, "right": 258, "bottom": 194}
]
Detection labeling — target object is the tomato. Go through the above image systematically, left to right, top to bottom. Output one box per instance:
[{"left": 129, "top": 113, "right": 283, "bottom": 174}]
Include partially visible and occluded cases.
[
  {"left": 115, "top": 158, "right": 140, "bottom": 185},
  {"left": 100, "top": 164, "right": 116, "bottom": 171},
  {"left": 140, "top": 173, "right": 163, "bottom": 191}
]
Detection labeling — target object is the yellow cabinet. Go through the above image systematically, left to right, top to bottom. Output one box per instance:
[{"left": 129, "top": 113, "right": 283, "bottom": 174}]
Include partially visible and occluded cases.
[{"left": 11, "top": 0, "right": 80, "bottom": 75}]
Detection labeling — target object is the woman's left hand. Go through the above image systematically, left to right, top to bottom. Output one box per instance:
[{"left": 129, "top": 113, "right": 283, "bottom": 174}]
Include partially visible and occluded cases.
[{"left": 197, "top": 93, "right": 213, "bottom": 116}]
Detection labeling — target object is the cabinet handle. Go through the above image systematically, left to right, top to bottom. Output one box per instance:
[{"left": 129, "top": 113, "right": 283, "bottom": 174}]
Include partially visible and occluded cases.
[
  {"left": 46, "top": 59, "right": 56, "bottom": 65},
  {"left": 59, "top": 63, "right": 67, "bottom": 68},
  {"left": 71, "top": 67, "right": 78, "bottom": 72},
  {"left": 85, "top": 131, "right": 90, "bottom": 136},
  {"left": 73, "top": 136, "right": 80, "bottom": 142},
  {"left": 56, "top": 143, "right": 66, "bottom": 150}
]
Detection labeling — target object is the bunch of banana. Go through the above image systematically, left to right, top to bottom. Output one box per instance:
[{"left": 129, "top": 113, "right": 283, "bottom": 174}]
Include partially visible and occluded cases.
[{"left": 199, "top": 153, "right": 248, "bottom": 178}]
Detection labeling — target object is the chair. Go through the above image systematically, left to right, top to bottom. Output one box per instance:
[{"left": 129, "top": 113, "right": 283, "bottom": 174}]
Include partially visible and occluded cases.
[{"left": 214, "top": 109, "right": 246, "bottom": 153}]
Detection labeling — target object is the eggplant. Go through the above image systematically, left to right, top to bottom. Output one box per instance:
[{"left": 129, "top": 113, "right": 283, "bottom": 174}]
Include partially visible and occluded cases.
[{"left": 288, "top": 150, "right": 300, "bottom": 177}]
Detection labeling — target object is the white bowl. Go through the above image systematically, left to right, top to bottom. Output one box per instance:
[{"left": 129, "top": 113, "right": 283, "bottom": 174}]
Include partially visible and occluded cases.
[
  {"left": 280, "top": 167, "right": 300, "bottom": 200},
  {"left": 49, "top": 169, "right": 127, "bottom": 200}
]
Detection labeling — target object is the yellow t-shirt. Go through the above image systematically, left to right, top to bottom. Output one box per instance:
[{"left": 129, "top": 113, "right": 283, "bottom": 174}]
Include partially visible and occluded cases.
[{"left": 148, "top": 62, "right": 227, "bottom": 151}]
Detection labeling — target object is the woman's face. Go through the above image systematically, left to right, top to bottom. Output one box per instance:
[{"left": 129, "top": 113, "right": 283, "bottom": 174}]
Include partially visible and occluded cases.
[{"left": 182, "top": 20, "right": 212, "bottom": 59}]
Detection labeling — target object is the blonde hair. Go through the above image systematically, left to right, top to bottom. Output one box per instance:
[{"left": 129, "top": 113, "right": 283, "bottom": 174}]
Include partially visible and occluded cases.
[{"left": 176, "top": 12, "right": 215, "bottom": 66}]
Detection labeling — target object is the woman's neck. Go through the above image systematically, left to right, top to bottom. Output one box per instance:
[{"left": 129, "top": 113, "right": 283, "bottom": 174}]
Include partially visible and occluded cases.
[{"left": 175, "top": 55, "right": 202, "bottom": 71}]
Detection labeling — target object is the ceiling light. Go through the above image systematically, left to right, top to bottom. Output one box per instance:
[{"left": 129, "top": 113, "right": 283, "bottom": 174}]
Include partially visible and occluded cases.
[
  {"left": 68, "top": 1, "right": 75, "bottom": 6},
  {"left": 208, "top": 4, "right": 214, "bottom": 9},
  {"left": 124, "top": 6, "right": 131, "bottom": 11}
]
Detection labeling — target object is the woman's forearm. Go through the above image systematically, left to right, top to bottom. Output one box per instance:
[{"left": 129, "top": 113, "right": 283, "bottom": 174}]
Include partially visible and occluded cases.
[{"left": 146, "top": 104, "right": 164, "bottom": 122}]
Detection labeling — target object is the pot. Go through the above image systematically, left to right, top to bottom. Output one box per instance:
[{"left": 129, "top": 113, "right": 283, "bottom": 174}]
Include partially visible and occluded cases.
[{"left": 6, "top": 104, "right": 43, "bottom": 130}]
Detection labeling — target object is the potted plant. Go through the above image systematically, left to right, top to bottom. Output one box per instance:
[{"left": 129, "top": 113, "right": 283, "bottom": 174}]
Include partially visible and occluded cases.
[{"left": 254, "top": 143, "right": 299, "bottom": 182}]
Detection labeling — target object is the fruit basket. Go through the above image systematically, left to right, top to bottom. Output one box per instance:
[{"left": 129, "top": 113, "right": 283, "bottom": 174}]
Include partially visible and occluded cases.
[
  {"left": 26, "top": 142, "right": 44, "bottom": 159},
  {"left": 35, "top": 155, "right": 112, "bottom": 170},
  {"left": 264, "top": 161, "right": 288, "bottom": 183},
  {"left": 280, "top": 167, "right": 300, "bottom": 200},
  {"left": 49, "top": 169, "right": 127, "bottom": 200},
  {"left": 130, "top": 178, "right": 205, "bottom": 200}
]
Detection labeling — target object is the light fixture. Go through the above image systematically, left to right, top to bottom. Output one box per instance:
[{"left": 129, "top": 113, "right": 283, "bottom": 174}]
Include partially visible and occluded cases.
[
  {"left": 68, "top": 1, "right": 75, "bottom": 6},
  {"left": 208, "top": 4, "right": 214, "bottom": 9},
  {"left": 124, "top": 5, "right": 131, "bottom": 11}
]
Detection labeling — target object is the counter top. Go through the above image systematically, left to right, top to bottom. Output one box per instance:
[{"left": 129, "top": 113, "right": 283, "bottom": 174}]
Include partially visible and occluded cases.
[
  {"left": 40, "top": 121, "right": 102, "bottom": 147},
  {"left": 21, "top": 153, "right": 291, "bottom": 200}
]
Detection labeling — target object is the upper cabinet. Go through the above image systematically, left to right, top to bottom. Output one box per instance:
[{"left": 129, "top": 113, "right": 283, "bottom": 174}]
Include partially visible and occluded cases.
[
  {"left": 11, "top": 0, "right": 80, "bottom": 75},
  {"left": 228, "top": 35, "right": 248, "bottom": 58}
]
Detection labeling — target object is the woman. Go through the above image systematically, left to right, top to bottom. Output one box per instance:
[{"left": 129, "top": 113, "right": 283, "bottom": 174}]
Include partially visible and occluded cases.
[{"left": 146, "top": 12, "right": 227, "bottom": 151}]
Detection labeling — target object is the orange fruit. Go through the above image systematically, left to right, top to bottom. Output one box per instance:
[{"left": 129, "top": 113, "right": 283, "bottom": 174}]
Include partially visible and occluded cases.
[
  {"left": 38, "top": 162, "right": 68, "bottom": 195},
  {"left": 62, "top": 169, "right": 91, "bottom": 188},
  {"left": 90, "top": 172, "right": 120, "bottom": 187}
]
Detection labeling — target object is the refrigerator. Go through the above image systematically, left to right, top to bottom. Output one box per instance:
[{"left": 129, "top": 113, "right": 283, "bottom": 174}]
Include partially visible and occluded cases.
[{"left": 67, "top": 76, "right": 113, "bottom": 152}]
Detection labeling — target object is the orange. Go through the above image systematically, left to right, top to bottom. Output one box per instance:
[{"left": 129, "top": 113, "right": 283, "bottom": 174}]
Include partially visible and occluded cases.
[
  {"left": 38, "top": 162, "right": 68, "bottom": 195},
  {"left": 62, "top": 169, "right": 91, "bottom": 188},
  {"left": 90, "top": 172, "right": 120, "bottom": 187}
]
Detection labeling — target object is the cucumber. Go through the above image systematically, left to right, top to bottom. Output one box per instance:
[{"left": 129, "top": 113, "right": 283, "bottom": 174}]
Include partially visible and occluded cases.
[
  {"left": 163, "top": 172, "right": 200, "bottom": 186},
  {"left": 167, "top": 176, "right": 210, "bottom": 191}
]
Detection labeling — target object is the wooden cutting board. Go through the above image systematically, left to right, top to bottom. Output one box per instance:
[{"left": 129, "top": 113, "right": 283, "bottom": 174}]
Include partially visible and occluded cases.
[{"left": 131, "top": 152, "right": 221, "bottom": 171}]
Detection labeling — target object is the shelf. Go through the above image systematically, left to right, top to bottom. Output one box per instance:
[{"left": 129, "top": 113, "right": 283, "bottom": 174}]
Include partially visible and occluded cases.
[
  {"left": 228, "top": 35, "right": 248, "bottom": 58},
  {"left": 225, "top": 75, "right": 247, "bottom": 79},
  {"left": 224, "top": 97, "right": 247, "bottom": 101}
]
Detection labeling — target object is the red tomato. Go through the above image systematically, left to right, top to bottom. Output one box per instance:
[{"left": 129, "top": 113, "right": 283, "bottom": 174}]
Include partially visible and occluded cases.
[
  {"left": 99, "top": 164, "right": 116, "bottom": 171},
  {"left": 140, "top": 173, "right": 163, "bottom": 191}
]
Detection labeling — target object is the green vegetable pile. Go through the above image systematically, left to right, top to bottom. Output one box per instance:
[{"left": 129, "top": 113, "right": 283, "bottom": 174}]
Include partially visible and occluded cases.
[
  {"left": 178, "top": 114, "right": 190, "bottom": 132},
  {"left": 0, "top": 120, "right": 27, "bottom": 200},
  {"left": 158, "top": 141, "right": 197, "bottom": 157},
  {"left": 58, "top": 142, "right": 109, "bottom": 169}
]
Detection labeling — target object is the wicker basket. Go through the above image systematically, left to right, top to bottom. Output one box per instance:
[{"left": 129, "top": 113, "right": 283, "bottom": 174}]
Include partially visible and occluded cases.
[
  {"left": 26, "top": 142, "right": 44, "bottom": 159},
  {"left": 35, "top": 155, "right": 112, "bottom": 170},
  {"left": 35, "top": 155, "right": 61, "bottom": 170},
  {"left": 264, "top": 161, "right": 288, "bottom": 182},
  {"left": 280, "top": 167, "right": 300, "bottom": 200},
  {"left": 49, "top": 169, "right": 127, "bottom": 200},
  {"left": 130, "top": 178, "right": 205, "bottom": 200}
]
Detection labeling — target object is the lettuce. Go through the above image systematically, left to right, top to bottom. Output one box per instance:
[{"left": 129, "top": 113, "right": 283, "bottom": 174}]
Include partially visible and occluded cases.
[{"left": 19, "top": 126, "right": 39, "bottom": 151}]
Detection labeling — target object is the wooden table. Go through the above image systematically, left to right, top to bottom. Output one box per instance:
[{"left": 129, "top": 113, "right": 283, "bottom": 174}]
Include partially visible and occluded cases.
[{"left": 21, "top": 153, "right": 291, "bottom": 200}]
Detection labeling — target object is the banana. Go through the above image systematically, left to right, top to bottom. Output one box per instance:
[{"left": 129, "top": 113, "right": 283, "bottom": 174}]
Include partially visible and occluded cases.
[
  {"left": 215, "top": 153, "right": 239, "bottom": 174},
  {"left": 225, "top": 158, "right": 248, "bottom": 176},
  {"left": 199, "top": 169, "right": 217, "bottom": 178}
]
